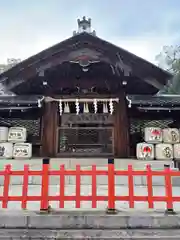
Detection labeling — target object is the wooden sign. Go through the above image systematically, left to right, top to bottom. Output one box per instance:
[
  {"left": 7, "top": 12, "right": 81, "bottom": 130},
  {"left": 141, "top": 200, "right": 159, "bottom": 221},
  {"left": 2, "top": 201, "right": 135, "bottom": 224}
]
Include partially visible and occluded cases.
[{"left": 61, "top": 113, "right": 113, "bottom": 125}]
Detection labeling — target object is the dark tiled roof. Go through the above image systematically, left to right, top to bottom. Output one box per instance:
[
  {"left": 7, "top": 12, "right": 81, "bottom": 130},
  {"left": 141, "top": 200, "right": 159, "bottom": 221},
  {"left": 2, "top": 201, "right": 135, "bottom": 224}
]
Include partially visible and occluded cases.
[
  {"left": 0, "top": 33, "right": 171, "bottom": 89},
  {"left": 1, "top": 94, "right": 180, "bottom": 109},
  {"left": 0, "top": 95, "right": 44, "bottom": 106},
  {"left": 127, "top": 95, "right": 180, "bottom": 106}
]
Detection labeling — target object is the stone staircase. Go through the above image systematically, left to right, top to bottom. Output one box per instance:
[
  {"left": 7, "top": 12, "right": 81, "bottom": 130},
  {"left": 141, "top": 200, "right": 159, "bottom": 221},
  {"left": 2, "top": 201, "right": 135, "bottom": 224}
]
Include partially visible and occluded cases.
[{"left": 1, "top": 211, "right": 180, "bottom": 239}]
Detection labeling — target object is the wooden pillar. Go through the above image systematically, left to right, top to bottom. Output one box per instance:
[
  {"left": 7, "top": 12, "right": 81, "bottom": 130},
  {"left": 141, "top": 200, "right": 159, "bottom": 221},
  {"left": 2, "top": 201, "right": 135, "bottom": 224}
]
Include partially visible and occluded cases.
[
  {"left": 114, "top": 92, "right": 130, "bottom": 157},
  {"left": 41, "top": 101, "right": 58, "bottom": 157}
]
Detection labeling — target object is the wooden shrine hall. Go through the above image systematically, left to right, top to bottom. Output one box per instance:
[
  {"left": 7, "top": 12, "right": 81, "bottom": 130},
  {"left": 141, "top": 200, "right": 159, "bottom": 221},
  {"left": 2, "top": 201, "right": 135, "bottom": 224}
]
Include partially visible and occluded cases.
[{"left": 0, "top": 17, "right": 176, "bottom": 158}]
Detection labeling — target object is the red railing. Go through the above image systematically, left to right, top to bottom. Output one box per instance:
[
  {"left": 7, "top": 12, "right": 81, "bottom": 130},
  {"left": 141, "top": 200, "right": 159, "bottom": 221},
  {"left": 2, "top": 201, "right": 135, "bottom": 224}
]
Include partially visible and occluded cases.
[{"left": 0, "top": 160, "right": 179, "bottom": 212}]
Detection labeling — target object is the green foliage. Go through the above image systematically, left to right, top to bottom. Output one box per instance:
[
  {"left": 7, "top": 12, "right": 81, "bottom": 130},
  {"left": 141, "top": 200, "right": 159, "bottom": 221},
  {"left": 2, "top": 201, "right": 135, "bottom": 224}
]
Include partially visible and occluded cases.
[
  {"left": 156, "top": 45, "right": 180, "bottom": 94},
  {"left": 156, "top": 45, "right": 180, "bottom": 74},
  {"left": 159, "top": 72, "right": 180, "bottom": 94}
]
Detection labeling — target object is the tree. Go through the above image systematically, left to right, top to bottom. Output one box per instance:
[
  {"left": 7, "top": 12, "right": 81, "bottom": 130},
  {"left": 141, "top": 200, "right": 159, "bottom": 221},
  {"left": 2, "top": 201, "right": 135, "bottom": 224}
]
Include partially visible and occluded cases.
[
  {"left": 156, "top": 45, "right": 180, "bottom": 94},
  {"left": 156, "top": 45, "right": 180, "bottom": 74},
  {"left": 0, "top": 58, "right": 21, "bottom": 74},
  {"left": 0, "top": 58, "right": 21, "bottom": 95},
  {"left": 159, "top": 72, "right": 180, "bottom": 94}
]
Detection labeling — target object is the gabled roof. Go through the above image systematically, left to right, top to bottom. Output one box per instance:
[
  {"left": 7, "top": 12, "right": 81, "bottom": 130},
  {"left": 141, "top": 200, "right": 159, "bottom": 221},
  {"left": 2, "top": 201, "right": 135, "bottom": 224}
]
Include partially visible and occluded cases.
[{"left": 0, "top": 32, "right": 172, "bottom": 90}]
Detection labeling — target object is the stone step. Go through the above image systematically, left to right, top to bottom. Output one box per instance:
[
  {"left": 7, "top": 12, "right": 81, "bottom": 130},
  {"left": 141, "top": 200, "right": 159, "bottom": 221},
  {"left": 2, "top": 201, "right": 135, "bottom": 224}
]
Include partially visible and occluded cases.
[
  {"left": 0, "top": 212, "right": 179, "bottom": 239},
  {"left": 1, "top": 213, "right": 180, "bottom": 229},
  {"left": 0, "top": 229, "right": 180, "bottom": 239}
]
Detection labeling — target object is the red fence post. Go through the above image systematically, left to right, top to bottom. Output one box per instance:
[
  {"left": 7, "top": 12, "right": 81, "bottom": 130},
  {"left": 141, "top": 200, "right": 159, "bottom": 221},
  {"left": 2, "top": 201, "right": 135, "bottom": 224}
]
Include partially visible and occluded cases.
[
  {"left": 40, "top": 158, "right": 50, "bottom": 212},
  {"left": 106, "top": 158, "right": 117, "bottom": 214},
  {"left": 21, "top": 164, "right": 29, "bottom": 210},
  {"left": 59, "top": 164, "right": 65, "bottom": 208},
  {"left": 164, "top": 164, "right": 176, "bottom": 215},
  {"left": 2, "top": 165, "right": 11, "bottom": 209},
  {"left": 75, "top": 165, "right": 81, "bottom": 208},
  {"left": 91, "top": 165, "right": 97, "bottom": 208},
  {"left": 128, "top": 165, "right": 134, "bottom": 208},
  {"left": 146, "top": 165, "right": 154, "bottom": 209}
]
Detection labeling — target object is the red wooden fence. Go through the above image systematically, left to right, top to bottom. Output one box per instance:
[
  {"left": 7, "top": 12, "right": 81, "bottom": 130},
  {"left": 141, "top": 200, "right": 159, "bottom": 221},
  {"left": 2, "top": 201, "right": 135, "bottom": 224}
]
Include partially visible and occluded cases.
[{"left": 0, "top": 162, "right": 179, "bottom": 211}]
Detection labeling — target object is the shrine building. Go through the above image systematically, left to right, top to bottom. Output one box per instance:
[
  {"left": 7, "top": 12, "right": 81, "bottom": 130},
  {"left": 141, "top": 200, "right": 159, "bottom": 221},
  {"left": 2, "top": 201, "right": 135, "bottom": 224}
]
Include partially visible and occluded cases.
[{"left": 0, "top": 16, "right": 178, "bottom": 159}]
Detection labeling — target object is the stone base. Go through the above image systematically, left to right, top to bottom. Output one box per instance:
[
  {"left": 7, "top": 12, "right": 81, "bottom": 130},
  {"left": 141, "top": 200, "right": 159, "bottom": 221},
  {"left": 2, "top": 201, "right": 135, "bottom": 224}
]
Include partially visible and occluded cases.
[
  {"left": 0, "top": 212, "right": 180, "bottom": 239},
  {"left": 0, "top": 228, "right": 179, "bottom": 239}
]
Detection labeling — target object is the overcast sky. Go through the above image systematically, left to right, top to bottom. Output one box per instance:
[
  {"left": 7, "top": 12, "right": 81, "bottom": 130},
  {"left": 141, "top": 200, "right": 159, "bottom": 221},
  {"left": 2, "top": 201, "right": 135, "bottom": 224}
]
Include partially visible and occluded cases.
[{"left": 0, "top": 0, "right": 179, "bottom": 65}]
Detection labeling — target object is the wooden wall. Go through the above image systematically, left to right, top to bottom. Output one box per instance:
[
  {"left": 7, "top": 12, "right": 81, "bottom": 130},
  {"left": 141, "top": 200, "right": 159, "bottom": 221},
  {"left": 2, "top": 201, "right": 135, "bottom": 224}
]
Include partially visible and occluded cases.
[
  {"left": 114, "top": 92, "right": 130, "bottom": 157},
  {"left": 40, "top": 95, "right": 130, "bottom": 158},
  {"left": 41, "top": 101, "right": 58, "bottom": 157}
]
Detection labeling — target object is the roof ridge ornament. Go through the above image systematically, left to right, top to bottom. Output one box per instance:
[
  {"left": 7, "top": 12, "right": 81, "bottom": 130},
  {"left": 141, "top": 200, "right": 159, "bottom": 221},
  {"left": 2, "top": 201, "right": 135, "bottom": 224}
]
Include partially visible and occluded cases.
[{"left": 73, "top": 16, "right": 96, "bottom": 36}]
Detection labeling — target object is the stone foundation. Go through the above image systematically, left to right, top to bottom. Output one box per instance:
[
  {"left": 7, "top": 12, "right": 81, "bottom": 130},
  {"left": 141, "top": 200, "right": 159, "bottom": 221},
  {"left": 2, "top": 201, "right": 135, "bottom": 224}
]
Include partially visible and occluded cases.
[{"left": 0, "top": 211, "right": 180, "bottom": 239}]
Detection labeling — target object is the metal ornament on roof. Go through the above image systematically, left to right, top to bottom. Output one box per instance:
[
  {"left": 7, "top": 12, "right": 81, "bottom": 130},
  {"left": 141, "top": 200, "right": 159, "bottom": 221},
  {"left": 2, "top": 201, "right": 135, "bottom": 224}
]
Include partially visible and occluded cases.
[
  {"left": 70, "top": 55, "right": 100, "bottom": 70},
  {"left": 37, "top": 96, "right": 45, "bottom": 108},
  {"left": 126, "top": 96, "right": 132, "bottom": 108},
  {"left": 38, "top": 99, "right": 42, "bottom": 108}
]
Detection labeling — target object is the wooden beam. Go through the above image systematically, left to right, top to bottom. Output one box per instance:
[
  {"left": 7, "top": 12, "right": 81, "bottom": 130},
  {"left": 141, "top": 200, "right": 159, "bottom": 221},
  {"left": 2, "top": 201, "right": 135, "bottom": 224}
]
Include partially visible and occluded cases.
[
  {"left": 3, "top": 46, "right": 105, "bottom": 91},
  {"left": 143, "top": 78, "right": 164, "bottom": 90},
  {"left": 114, "top": 92, "right": 130, "bottom": 157},
  {"left": 41, "top": 101, "right": 58, "bottom": 157},
  {"left": 128, "top": 107, "right": 178, "bottom": 119}
]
